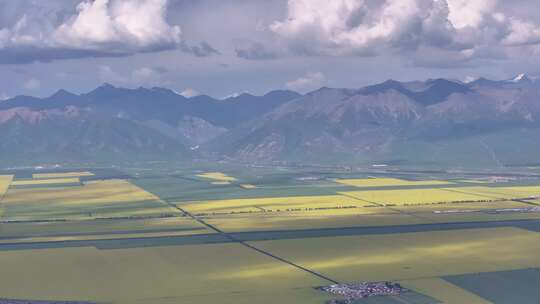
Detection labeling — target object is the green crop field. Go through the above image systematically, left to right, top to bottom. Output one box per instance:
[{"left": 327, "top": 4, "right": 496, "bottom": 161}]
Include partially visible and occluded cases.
[
  {"left": 1, "top": 179, "right": 179, "bottom": 221},
  {"left": 250, "top": 227, "right": 540, "bottom": 283},
  {"left": 0, "top": 243, "right": 332, "bottom": 304},
  {"left": 444, "top": 268, "right": 540, "bottom": 304}
]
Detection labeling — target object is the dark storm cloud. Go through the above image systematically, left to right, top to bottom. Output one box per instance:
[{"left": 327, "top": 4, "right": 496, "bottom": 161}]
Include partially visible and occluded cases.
[{"left": 0, "top": 45, "right": 175, "bottom": 65}]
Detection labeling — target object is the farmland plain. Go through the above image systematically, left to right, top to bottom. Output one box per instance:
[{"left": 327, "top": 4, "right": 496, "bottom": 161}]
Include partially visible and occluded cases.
[{"left": 2, "top": 165, "right": 540, "bottom": 303}]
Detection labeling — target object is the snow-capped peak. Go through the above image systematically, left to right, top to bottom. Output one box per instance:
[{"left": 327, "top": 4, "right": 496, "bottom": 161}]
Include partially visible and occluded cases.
[{"left": 511, "top": 73, "right": 529, "bottom": 82}]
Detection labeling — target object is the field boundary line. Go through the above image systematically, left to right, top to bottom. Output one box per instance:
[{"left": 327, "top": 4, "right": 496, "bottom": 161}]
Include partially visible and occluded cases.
[
  {"left": 0, "top": 175, "right": 14, "bottom": 218},
  {"left": 440, "top": 188, "right": 506, "bottom": 201},
  {"left": 442, "top": 188, "right": 540, "bottom": 206},
  {"left": 339, "top": 193, "right": 436, "bottom": 223},
  {"left": 172, "top": 203, "right": 340, "bottom": 285}
]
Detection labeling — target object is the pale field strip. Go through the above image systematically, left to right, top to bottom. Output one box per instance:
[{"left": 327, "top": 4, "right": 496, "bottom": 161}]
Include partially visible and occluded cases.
[
  {"left": 32, "top": 171, "right": 94, "bottom": 179},
  {"left": 197, "top": 172, "right": 237, "bottom": 182},
  {"left": 11, "top": 177, "right": 80, "bottom": 186},
  {"left": 334, "top": 177, "right": 454, "bottom": 187},
  {"left": 457, "top": 179, "right": 491, "bottom": 184},
  {"left": 211, "top": 181, "right": 232, "bottom": 185},
  {"left": 239, "top": 184, "right": 257, "bottom": 189},
  {"left": 250, "top": 227, "right": 540, "bottom": 284},
  {"left": 0, "top": 228, "right": 212, "bottom": 245},
  {"left": 400, "top": 278, "right": 492, "bottom": 304}
]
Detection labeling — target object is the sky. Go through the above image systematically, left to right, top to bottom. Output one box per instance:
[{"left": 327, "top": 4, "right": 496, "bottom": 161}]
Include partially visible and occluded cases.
[{"left": 0, "top": 0, "right": 540, "bottom": 99}]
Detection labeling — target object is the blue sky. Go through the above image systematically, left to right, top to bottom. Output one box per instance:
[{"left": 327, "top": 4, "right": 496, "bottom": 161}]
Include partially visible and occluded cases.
[{"left": 0, "top": 0, "right": 539, "bottom": 99}]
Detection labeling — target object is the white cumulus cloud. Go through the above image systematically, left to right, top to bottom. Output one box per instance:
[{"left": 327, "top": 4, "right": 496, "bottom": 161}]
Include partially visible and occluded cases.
[
  {"left": 0, "top": 0, "right": 185, "bottom": 63},
  {"left": 55, "top": 0, "right": 181, "bottom": 51},
  {"left": 270, "top": 0, "right": 540, "bottom": 62},
  {"left": 98, "top": 65, "right": 168, "bottom": 87},
  {"left": 23, "top": 78, "right": 41, "bottom": 91}
]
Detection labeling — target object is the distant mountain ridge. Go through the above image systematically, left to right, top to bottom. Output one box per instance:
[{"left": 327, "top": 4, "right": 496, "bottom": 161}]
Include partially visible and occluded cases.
[
  {"left": 1, "top": 74, "right": 540, "bottom": 166},
  {"left": 0, "top": 84, "right": 300, "bottom": 164}
]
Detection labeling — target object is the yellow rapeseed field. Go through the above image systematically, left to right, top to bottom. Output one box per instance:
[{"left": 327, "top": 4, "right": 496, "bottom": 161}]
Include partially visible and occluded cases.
[
  {"left": 32, "top": 171, "right": 94, "bottom": 179},
  {"left": 197, "top": 172, "right": 237, "bottom": 182},
  {"left": 11, "top": 177, "right": 80, "bottom": 186},
  {"left": 335, "top": 177, "right": 453, "bottom": 187},
  {"left": 341, "top": 188, "right": 489, "bottom": 206},
  {"left": 181, "top": 195, "right": 375, "bottom": 214},
  {"left": 251, "top": 227, "right": 540, "bottom": 283}
]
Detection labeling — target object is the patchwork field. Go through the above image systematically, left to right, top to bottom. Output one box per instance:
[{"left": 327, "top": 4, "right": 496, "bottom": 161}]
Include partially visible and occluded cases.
[
  {"left": 3, "top": 167, "right": 540, "bottom": 303},
  {"left": 197, "top": 172, "right": 237, "bottom": 183},
  {"left": 335, "top": 178, "right": 454, "bottom": 187},
  {"left": 341, "top": 188, "right": 491, "bottom": 206}
]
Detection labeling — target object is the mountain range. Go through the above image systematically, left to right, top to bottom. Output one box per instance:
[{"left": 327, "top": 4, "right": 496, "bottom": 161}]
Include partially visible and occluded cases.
[{"left": 1, "top": 74, "right": 539, "bottom": 167}]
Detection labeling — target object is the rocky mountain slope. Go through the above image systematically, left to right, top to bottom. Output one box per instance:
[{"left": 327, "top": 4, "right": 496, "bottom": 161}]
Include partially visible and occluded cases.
[
  {"left": 1, "top": 75, "right": 539, "bottom": 166},
  {"left": 214, "top": 75, "right": 540, "bottom": 166}
]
